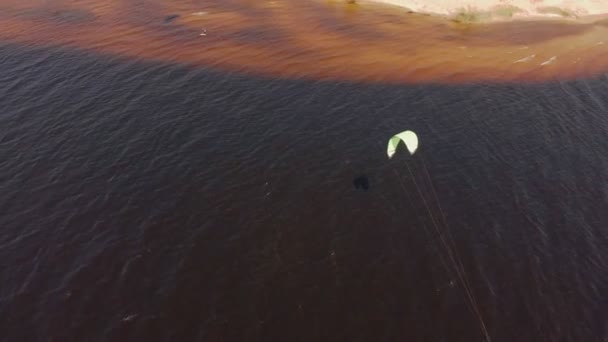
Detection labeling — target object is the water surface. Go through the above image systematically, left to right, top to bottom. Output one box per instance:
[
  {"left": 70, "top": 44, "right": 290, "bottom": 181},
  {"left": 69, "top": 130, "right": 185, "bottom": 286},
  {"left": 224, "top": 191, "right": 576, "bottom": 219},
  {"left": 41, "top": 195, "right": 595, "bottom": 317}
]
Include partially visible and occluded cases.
[
  {"left": 1, "top": 0, "right": 608, "bottom": 83},
  {"left": 2, "top": 42, "right": 608, "bottom": 341}
]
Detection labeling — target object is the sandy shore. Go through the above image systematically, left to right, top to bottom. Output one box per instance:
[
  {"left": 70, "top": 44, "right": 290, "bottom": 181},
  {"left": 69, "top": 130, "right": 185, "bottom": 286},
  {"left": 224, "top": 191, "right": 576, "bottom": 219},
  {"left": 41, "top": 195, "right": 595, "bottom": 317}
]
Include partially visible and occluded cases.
[{"left": 365, "top": 0, "right": 608, "bottom": 21}]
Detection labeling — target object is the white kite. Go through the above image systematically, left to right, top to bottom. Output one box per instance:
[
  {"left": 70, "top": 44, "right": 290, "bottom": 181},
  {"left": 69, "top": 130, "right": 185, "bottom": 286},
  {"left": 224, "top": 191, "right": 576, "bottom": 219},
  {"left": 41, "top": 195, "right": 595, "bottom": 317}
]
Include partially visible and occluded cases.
[{"left": 387, "top": 130, "right": 418, "bottom": 159}]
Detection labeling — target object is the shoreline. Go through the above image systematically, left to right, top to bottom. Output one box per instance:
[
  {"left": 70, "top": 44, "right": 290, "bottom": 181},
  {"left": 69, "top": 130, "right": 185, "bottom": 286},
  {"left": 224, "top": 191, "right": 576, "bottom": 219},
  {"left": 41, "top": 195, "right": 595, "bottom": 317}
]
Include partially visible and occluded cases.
[
  {"left": 2, "top": 0, "right": 608, "bottom": 84},
  {"left": 360, "top": 0, "right": 608, "bottom": 23}
]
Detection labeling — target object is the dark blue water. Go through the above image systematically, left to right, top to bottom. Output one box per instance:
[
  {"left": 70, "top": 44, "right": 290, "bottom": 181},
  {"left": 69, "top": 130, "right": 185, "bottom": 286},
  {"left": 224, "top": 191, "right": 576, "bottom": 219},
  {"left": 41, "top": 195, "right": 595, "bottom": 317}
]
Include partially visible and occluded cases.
[{"left": 2, "top": 42, "right": 608, "bottom": 341}]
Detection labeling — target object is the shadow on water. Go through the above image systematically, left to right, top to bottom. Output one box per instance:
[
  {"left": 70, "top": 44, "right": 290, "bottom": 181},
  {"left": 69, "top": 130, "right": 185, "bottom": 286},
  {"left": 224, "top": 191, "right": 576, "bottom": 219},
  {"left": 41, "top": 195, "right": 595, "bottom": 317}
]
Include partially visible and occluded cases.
[
  {"left": 1, "top": 43, "right": 608, "bottom": 341},
  {"left": 353, "top": 175, "right": 370, "bottom": 191}
]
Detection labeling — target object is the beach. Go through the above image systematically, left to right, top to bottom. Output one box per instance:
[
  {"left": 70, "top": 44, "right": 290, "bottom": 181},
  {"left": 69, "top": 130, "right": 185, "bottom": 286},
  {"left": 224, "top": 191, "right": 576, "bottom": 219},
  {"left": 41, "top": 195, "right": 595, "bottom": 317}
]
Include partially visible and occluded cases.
[{"left": 365, "top": 0, "right": 608, "bottom": 21}]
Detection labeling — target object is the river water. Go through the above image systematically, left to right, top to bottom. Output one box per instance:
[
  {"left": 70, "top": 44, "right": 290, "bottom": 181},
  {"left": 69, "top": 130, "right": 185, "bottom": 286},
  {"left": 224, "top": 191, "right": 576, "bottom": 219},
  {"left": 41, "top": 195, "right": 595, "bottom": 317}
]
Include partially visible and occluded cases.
[{"left": 2, "top": 1, "right": 608, "bottom": 342}]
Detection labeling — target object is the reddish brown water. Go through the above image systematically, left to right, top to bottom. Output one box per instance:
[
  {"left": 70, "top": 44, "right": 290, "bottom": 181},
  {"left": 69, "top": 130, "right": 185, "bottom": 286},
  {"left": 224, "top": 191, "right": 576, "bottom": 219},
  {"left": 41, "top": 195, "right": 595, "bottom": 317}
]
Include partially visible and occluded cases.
[
  {"left": 2, "top": 0, "right": 608, "bottom": 83},
  {"left": 4, "top": 2, "right": 608, "bottom": 341}
]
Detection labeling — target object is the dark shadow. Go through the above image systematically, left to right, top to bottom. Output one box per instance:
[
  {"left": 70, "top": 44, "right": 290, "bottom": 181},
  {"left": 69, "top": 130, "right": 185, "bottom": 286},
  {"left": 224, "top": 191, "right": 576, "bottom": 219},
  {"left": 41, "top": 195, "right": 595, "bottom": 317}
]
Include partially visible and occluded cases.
[{"left": 353, "top": 175, "right": 370, "bottom": 191}]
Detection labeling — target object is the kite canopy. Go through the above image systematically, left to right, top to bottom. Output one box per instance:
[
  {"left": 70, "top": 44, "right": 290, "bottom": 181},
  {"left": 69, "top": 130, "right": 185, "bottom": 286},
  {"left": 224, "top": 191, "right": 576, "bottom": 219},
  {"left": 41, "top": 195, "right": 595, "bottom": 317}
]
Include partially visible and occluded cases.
[{"left": 387, "top": 130, "right": 418, "bottom": 159}]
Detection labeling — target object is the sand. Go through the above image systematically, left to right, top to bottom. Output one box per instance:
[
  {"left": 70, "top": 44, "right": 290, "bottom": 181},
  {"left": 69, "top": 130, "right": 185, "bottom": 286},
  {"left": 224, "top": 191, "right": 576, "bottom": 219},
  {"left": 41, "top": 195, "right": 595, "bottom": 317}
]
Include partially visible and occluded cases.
[{"left": 364, "top": 0, "right": 608, "bottom": 20}]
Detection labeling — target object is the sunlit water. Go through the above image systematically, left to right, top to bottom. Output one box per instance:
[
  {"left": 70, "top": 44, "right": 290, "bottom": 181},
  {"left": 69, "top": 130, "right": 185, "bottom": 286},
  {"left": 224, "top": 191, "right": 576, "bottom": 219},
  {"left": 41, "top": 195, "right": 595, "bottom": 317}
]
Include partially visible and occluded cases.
[
  {"left": 1, "top": 0, "right": 608, "bottom": 83},
  {"left": 2, "top": 1, "right": 608, "bottom": 341}
]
